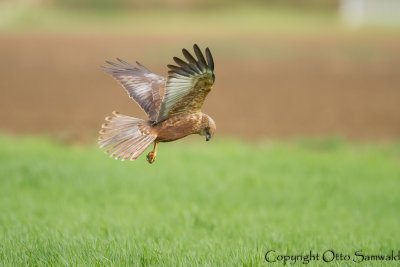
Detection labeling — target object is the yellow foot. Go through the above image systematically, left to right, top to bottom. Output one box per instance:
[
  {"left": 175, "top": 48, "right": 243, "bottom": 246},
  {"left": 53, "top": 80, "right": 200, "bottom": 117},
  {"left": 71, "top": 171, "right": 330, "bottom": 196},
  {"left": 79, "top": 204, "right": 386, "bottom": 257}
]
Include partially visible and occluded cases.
[{"left": 146, "top": 151, "right": 156, "bottom": 164}]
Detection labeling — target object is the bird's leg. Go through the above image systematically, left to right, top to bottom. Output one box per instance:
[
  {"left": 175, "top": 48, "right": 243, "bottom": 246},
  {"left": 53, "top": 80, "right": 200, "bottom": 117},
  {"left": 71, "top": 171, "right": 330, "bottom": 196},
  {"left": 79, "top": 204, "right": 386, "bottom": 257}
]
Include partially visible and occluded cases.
[{"left": 146, "top": 141, "right": 158, "bottom": 164}]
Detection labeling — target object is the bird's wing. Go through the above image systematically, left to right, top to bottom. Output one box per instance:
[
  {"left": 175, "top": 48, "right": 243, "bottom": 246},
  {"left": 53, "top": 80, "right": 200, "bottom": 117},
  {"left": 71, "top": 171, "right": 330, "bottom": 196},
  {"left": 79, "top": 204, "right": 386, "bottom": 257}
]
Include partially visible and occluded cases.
[
  {"left": 155, "top": 44, "right": 214, "bottom": 123},
  {"left": 102, "top": 59, "right": 166, "bottom": 122}
]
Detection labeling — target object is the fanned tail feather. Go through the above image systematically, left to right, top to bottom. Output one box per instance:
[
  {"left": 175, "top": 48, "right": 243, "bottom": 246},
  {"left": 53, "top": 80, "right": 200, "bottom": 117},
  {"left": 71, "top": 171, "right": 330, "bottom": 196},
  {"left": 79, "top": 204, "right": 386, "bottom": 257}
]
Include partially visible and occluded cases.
[{"left": 98, "top": 111, "right": 157, "bottom": 161}]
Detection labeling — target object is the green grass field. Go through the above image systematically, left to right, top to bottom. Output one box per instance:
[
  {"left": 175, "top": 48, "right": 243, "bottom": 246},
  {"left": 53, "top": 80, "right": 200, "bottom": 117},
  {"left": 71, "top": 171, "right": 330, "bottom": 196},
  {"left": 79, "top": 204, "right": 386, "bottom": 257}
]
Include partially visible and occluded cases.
[
  {"left": 0, "top": 5, "right": 339, "bottom": 34},
  {"left": 2, "top": 5, "right": 399, "bottom": 36},
  {"left": 0, "top": 136, "right": 399, "bottom": 266}
]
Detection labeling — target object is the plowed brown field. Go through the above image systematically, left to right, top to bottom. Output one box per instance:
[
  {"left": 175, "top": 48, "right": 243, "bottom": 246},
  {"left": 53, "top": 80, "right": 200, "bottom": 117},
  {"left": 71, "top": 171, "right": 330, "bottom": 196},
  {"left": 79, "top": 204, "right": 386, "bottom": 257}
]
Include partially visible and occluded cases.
[{"left": 1, "top": 33, "right": 399, "bottom": 141}]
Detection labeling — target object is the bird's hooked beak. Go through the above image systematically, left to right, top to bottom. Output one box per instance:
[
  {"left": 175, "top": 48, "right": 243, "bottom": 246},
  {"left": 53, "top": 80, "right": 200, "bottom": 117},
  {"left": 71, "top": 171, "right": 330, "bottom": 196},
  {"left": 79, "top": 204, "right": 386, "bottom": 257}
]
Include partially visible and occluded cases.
[{"left": 206, "top": 133, "right": 211, "bottom": 141}]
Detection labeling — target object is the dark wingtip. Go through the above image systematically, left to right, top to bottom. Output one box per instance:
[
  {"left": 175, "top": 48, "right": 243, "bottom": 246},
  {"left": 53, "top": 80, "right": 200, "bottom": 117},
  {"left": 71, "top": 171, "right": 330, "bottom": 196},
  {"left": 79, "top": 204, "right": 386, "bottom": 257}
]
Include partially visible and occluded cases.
[
  {"left": 168, "top": 44, "right": 214, "bottom": 76},
  {"left": 193, "top": 44, "right": 207, "bottom": 68},
  {"left": 205, "top": 47, "right": 214, "bottom": 71},
  {"left": 182, "top": 48, "right": 197, "bottom": 64},
  {"left": 173, "top": 56, "right": 188, "bottom": 67},
  {"left": 167, "top": 64, "right": 180, "bottom": 70},
  {"left": 168, "top": 68, "right": 191, "bottom": 77}
]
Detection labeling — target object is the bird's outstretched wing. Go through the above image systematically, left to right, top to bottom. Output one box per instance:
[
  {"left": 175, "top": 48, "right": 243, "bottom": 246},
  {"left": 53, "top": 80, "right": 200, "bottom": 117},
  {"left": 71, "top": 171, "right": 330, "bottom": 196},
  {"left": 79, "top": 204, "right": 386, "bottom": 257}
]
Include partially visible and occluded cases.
[
  {"left": 155, "top": 44, "right": 215, "bottom": 123},
  {"left": 102, "top": 59, "right": 166, "bottom": 122}
]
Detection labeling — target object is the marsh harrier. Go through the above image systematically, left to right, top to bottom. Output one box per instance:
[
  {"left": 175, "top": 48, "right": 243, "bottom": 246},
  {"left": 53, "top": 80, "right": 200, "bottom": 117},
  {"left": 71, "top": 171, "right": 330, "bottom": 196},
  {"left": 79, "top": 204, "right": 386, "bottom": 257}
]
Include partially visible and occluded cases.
[{"left": 98, "top": 44, "right": 216, "bottom": 164}]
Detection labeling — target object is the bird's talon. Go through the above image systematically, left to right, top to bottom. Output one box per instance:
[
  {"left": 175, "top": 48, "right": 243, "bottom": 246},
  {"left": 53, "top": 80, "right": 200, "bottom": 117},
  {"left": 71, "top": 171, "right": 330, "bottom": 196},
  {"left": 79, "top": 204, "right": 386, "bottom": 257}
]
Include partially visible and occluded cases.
[{"left": 146, "top": 151, "right": 156, "bottom": 164}]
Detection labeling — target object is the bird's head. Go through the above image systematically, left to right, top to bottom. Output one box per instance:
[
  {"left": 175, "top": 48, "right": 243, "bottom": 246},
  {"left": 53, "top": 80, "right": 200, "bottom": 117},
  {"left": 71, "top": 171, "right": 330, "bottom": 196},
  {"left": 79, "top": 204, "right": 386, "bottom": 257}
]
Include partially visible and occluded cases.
[{"left": 199, "top": 114, "right": 216, "bottom": 141}]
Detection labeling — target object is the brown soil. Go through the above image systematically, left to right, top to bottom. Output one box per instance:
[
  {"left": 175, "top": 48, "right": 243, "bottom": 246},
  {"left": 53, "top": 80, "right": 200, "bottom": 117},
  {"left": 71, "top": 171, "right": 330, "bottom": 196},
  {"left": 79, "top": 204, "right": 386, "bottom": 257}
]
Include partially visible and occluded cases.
[{"left": 1, "top": 33, "right": 399, "bottom": 141}]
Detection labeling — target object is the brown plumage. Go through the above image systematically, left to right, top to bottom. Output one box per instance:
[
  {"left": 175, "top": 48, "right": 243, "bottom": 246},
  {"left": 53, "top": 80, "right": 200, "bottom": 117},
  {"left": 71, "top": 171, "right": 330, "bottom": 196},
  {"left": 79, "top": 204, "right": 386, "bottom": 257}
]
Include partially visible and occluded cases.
[{"left": 98, "top": 44, "right": 216, "bottom": 164}]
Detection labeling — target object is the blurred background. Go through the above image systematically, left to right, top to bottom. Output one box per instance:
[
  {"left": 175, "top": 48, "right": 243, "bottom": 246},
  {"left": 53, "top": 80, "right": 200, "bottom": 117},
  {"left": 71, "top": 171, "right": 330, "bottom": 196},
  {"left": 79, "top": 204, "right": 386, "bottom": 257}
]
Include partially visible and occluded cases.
[
  {"left": 0, "top": 0, "right": 399, "bottom": 142},
  {"left": 1, "top": 1, "right": 400, "bottom": 265}
]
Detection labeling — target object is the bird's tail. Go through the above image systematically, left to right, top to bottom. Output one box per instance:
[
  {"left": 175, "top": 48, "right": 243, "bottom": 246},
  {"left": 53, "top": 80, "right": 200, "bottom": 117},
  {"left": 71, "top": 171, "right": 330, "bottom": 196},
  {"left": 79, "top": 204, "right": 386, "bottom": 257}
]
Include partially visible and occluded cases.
[{"left": 98, "top": 111, "right": 157, "bottom": 161}]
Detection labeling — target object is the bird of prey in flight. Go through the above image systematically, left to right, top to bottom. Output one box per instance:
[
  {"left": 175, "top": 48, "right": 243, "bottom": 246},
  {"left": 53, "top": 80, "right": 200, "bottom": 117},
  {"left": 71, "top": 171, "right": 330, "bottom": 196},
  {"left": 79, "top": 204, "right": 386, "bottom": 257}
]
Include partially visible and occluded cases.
[{"left": 98, "top": 44, "right": 216, "bottom": 164}]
